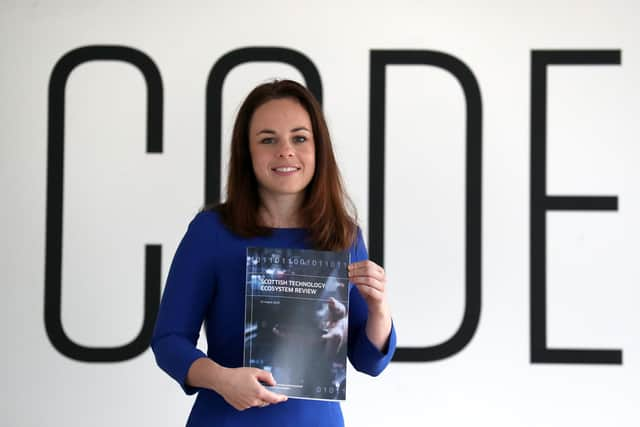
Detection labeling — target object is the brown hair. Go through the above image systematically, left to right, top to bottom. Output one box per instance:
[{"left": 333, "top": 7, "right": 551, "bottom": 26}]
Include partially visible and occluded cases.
[{"left": 205, "top": 79, "right": 357, "bottom": 251}]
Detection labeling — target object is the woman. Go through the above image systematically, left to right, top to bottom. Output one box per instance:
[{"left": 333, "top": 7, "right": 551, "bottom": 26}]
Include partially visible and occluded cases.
[{"left": 152, "top": 80, "right": 396, "bottom": 426}]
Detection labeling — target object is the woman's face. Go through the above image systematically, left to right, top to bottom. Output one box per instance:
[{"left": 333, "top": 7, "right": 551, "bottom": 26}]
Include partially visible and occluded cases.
[{"left": 249, "top": 97, "right": 316, "bottom": 201}]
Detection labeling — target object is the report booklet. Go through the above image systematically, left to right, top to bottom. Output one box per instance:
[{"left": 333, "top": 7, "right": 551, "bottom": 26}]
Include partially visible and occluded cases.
[{"left": 243, "top": 247, "right": 350, "bottom": 401}]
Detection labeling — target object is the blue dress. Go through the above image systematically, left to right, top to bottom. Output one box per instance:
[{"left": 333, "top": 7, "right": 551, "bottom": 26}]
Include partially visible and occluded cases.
[{"left": 151, "top": 210, "right": 397, "bottom": 426}]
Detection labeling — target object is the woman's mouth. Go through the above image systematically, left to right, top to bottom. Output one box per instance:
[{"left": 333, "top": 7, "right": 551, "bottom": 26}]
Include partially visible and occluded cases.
[{"left": 272, "top": 166, "right": 300, "bottom": 175}]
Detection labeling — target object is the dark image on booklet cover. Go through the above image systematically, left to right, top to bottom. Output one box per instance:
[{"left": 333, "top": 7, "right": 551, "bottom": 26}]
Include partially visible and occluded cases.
[{"left": 244, "top": 247, "right": 350, "bottom": 401}]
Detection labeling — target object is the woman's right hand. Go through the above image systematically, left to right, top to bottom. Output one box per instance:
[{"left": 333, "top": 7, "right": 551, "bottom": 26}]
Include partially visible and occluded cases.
[
  {"left": 186, "top": 358, "right": 288, "bottom": 411},
  {"left": 214, "top": 366, "right": 288, "bottom": 411}
]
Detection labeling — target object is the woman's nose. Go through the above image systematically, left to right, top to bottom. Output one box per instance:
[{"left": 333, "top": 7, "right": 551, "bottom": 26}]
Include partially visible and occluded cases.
[{"left": 278, "top": 140, "right": 295, "bottom": 157}]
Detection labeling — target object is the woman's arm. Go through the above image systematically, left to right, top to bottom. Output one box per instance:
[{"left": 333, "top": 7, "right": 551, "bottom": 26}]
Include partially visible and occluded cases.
[
  {"left": 151, "top": 212, "right": 287, "bottom": 409},
  {"left": 151, "top": 213, "right": 217, "bottom": 394},
  {"left": 346, "top": 228, "right": 397, "bottom": 375},
  {"left": 348, "top": 260, "right": 393, "bottom": 352},
  {"left": 185, "top": 358, "right": 287, "bottom": 411}
]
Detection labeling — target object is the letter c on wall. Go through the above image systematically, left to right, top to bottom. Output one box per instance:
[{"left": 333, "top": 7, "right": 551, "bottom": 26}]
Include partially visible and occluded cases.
[{"left": 45, "top": 45, "right": 162, "bottom": 362}]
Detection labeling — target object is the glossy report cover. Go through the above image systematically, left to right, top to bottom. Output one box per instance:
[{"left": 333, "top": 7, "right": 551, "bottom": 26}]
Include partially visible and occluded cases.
[{"left": 244, "top": 247, "right": 350, "bottom": 401}]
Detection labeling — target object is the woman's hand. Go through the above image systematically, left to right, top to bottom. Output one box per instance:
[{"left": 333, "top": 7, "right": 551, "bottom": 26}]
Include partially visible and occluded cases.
[
  {"left": 348, "top": 260, "right": 392, "bottom": 352},
  {"left": 348, "top": 260, "right": 389, "bottom": 315},
  {"left": 186, "top": 358, "right": 287, "bottom": 411},
  {"left": 214, "top": 367, "right": 288, "bottom": 411}
]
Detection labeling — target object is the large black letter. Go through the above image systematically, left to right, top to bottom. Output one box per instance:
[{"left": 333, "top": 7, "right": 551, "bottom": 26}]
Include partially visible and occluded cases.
[
  {"left": 45, "top": 45, "right": 162, "bottom": 362},
  {"left": 205, "top": 47, "right": 322, "bottom": 204},
  {"left": 530, "top": 49, "right": 622, "bottom": 364},
  {"left": 370, "top": 50, "right": 482, "bottom": 362}
]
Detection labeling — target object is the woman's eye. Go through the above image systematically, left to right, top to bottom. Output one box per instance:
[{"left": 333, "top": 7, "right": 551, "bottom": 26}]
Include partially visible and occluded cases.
[
  {"left": 293, "top": 135, "right": 307, "bottom": 143},
  {"left": 260, "top": 137, "right": 275, "bottom": 144}
]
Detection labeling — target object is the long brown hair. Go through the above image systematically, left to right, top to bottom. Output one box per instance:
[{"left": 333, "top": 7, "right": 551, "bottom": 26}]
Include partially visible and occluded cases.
[{"left": 206, "top": 79, "right": 357, "bottom": 251}]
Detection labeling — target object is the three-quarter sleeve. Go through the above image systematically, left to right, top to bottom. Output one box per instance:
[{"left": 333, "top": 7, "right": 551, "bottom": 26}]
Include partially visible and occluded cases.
[
  {"left": 151, "top": 212, "right": 218, "bottom": 394},
  {"left": 347, "top": 228, "right": 397, "bottom": 376}
]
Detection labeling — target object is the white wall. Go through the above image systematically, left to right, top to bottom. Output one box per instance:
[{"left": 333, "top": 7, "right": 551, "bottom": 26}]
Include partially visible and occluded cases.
[{"left": 2, "top": 1, "right": 639, "bottom": 425}]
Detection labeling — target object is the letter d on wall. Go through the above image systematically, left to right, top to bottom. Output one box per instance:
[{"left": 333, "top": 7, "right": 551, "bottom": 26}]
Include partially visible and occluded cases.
[{"left": 369, "top": 50, "right": 482, "bottom": 362}]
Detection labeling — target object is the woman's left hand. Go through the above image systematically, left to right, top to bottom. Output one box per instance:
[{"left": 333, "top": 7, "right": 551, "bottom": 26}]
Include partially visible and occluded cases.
[
  {"left": 348, "top": 260, "right": 389, "bottom": 315},
  {"left": 348, "top": 260, "right": 392, "bottom": 351}
]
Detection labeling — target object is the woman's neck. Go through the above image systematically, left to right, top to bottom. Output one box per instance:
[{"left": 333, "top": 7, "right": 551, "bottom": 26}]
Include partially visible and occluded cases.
[{"left": 258, "top": 192, "right": 305, "bottom": 228}]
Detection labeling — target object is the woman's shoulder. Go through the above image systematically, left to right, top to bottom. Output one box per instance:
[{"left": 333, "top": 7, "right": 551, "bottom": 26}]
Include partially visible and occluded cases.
[
  {"left": 188, "top": 204, "right": 248, "bottom": 247},
  {"left": 181, "top": 206, "right": 234, "bottom": 247},
  {"left": 189, "top": 206, "right": 224, "bottom": 230}
]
